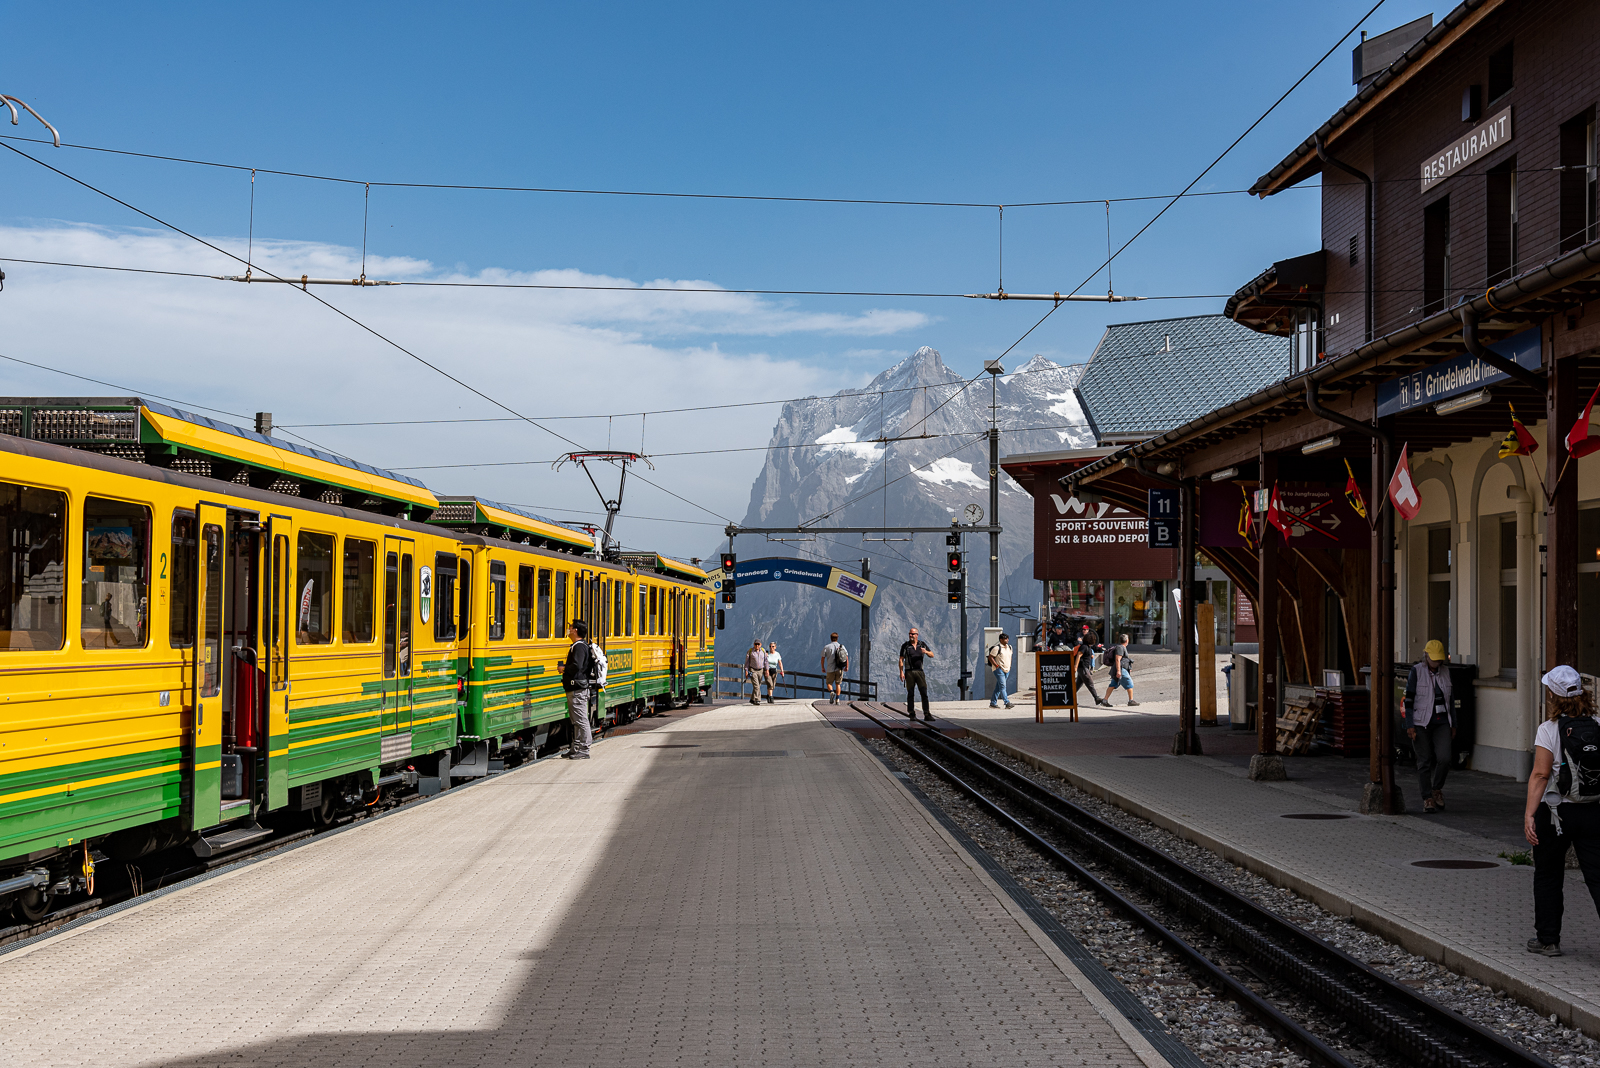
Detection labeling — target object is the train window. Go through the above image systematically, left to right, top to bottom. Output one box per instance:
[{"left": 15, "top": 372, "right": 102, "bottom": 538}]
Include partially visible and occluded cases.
[
  {"left": 0, "top": 481, "right": 66, "bottom": 652},
  {"left": 81, "top": 496, "right": 151, "bottom": 650},
  {"left": 168, "top": 511, "right": 196, "bottom": 648},
  {"left": 199, "top": 523, "right": 222, "bottom": 695},
  {"left": 294, "top": 532, "right": 335, "bottom": 645},
  {"left": 271, "top": 535, "right": 288, "bottom": 690},
  {"left": 342, "top": 538, "right": 375, "bottom": 643},
  {"left": 383, "top": 551, "right": 398, "bottom": 678},
  {"left": 399, "top": 553, "right": 413, "bottom": 676},
  {"left": 433, "top": 553, "right": 457, "bottom": 642},
  {"left": 459, "top": 557, "right": 472, "bottom": 641},
  {"left": 489, "top": 561, "right": 506, "bottom": 641},
  {"left": 518, "top": 565, "right": 534, "bottom": 640},
  {"left": 536, "top": 568, "right": 552, "bottom": 638},
  {"left": 553, "top": 571, "right": 567, "bottom": 636},
  {"left": 600, "top": 578, "right": 610, "bottom": 638},
  {"left": 613, "top": 579, "right": 623, "bottom": 637},
  {"left": 626, "top": 582, "right": 634, "bottom": 636},
  {"left": 649, "top": 586, "right": 659, "bottom": 636}
]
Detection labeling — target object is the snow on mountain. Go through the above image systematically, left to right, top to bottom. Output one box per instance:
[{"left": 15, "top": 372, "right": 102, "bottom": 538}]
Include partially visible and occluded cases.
[{"left": 716, "top": 346, "right": 1092, "bottom": 700}]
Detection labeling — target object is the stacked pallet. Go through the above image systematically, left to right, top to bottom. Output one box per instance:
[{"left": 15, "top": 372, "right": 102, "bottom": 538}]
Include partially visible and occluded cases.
[
  {"left": 1317, "top": 686, "right": 1370, "bottom": 755},
  {"left": 1275, "top": 694, "right": 1324, "bottom": 756}
]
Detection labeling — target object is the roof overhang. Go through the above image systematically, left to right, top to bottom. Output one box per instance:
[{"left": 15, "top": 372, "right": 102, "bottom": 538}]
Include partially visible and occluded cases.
[{"left": 1225, "top": 250, "right": 1327, "bottom": 336}]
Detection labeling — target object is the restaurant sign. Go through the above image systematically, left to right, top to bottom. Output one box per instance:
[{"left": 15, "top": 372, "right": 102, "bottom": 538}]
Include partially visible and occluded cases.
[
  {"left": 1420, "top": 107, "right": 1511, "bottom": 191},
  {"left": 1375, "top": 326, "right": 1539, "bottom": 418}
]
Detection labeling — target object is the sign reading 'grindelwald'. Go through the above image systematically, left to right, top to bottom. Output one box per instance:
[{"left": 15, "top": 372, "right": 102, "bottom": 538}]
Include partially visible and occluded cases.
[
  {"left": 1420, "top": 107, "right": 1512, "bottom": 191},
  {"left": 1375, "top": 326, "right": 1540, "bottom": 417}
]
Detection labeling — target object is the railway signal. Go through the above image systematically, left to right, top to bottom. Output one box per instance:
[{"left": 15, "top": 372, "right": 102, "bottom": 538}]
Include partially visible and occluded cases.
[{"left": 721, "top": 551, "right": 737, "bottom": 602}]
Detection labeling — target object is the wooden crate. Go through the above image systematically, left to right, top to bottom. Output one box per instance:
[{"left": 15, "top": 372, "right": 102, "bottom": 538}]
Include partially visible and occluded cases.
[{"left": 1275, "top": 695, "right": 1324, "bottom": 756}]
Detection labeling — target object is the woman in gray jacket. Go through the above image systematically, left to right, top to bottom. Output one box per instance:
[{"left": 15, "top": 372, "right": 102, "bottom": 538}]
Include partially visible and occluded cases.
[{"left": 1403, "top": 639, "right": 1454, "bottom": 814}]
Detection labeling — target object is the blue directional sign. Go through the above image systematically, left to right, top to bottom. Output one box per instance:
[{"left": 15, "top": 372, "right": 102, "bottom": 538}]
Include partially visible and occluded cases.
[{"left": 1147, "top": 487, "right": 1179, "bottom": 549}]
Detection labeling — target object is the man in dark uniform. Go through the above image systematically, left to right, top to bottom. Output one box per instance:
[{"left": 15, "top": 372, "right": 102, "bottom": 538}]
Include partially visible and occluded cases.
[
  {"left": 561, "top": 620, "right": 595, "bottom": 759},
  {"left": 898, "top": 626, "right": 936, "bottom": 722}
]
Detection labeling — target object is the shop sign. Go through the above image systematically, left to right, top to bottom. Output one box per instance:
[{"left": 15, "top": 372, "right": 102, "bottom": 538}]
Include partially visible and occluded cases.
[
  {"left": 1420, "top": 107, "right": 1511, "bottom": 191},
  {"left": 1375, "top": 326, "right": 1539, "bottom": 418},
  {"left": 1147, "top": 487, "right": 1178, "bottom": 548},
  {"left": 1033, "top": 491, "right": 1176, "bottom": 581}
]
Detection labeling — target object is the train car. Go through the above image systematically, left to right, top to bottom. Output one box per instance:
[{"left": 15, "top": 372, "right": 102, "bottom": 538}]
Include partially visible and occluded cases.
[{"left": 0, "top": 399, "right": 716, "bottom": 923}]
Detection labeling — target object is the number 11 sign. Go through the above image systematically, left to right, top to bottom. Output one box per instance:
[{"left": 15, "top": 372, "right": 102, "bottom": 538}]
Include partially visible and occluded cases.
[{"left": 1148, "top": 487, "right": 1178, "bottom": 548}]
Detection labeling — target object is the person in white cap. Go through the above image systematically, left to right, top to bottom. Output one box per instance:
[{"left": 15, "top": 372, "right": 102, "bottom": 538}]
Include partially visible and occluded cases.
[
  {"left": 1402, "top": 639, "right": 1454, "bottom": 813},
  {"left": 1523, "top": 665, "right": 1600, "bottom": 957}
]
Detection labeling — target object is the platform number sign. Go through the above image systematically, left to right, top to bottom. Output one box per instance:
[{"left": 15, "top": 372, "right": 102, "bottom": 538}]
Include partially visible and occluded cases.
[{"left": 1147, "top": 487, "right": 1178, "bottom": 549}]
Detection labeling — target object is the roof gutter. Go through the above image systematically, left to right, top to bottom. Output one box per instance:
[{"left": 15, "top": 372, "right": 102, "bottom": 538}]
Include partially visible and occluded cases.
[{"left": 1072, "top": 236, "right": 1600, "bottom": 482}]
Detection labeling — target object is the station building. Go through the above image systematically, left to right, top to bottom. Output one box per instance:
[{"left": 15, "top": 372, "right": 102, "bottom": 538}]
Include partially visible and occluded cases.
[{"left": 1040, "top": 0, "right": 1600, "bottom": 809}]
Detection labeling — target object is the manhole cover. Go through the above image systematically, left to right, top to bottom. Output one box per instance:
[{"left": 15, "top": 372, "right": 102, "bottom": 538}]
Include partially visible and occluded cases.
[
  {"left": 641, "top": 744, "right": 701, "bottom": 748},
  {"left": 1119, "top": 755, "right": 1162, "bottom": 759},
  {"left": 1281, "top": 813, "right": 1354, "bottom": 820},
  {"left": 1410, "top": 859, "right": 1500, "bottom": 869}
]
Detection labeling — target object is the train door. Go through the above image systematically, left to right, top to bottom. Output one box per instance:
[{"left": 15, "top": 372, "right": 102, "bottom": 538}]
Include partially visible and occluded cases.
[
  {"left": 188, "top": 502, "right": 227, "bottom": 831},
  {"left": 221, "top": 510, "right": 262, "bottom": 816},
  {"left": 263, "top": 514, "right": 293, "bottom": 810},
  {"left": 383, "top": 536, "right": 415, "bottom": 749}
]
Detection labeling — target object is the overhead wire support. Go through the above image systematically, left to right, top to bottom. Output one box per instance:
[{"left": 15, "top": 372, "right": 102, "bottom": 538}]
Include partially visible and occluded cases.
[{"left": 963, "top": 291, "right": 1144, "bottom": 302}]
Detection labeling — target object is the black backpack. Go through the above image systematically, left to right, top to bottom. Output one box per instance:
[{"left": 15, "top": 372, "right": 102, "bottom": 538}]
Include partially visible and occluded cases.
[{"left": 1556, "top": 716, "right": 1600, "bottom": 803}]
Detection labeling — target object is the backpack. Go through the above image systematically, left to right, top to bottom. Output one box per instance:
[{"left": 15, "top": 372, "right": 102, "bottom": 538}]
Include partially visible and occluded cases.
[
  {"left": 588, "top": 642, "right": 607, "bottom": 687},
  {"left": 835, "top": 645, "right": 850, "bottom": 671},
  {"left": 1556, "top": 715, "right": 1600, "bottom": 803}
]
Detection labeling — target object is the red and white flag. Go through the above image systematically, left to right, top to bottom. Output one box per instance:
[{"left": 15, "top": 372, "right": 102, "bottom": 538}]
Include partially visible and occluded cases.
[
  {"left": 1565, "top": 382, "right": 1600, "bottom": 459},
  {"left": 1388, "top": 445, "right": 1421, "bottom": 521},
  {"left": 1264, "top": 484, "right": 1293, "bottom": 538}
]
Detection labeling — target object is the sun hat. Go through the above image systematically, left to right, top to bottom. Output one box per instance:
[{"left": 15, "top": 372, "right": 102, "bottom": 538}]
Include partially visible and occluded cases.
[
  {"left": 1424, "top": 639, "right": 1447, "bottom": 661},
  {"left": 1542, "top": 665, "right": 1584, "bottom": 698}
]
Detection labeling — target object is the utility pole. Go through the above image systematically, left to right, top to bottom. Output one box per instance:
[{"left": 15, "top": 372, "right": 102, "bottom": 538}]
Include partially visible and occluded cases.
[
  {"left": 984, "top": 360, "right": 1004, "bottom": 628},
  {"left": 958, "top": 526, "right": 970, "bottom": 701},
  {"left": 859, "top": 557, "right": 871, "bottom": 700}
]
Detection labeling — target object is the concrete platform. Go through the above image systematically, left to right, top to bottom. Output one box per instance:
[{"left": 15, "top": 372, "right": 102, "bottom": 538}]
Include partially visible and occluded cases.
[
  {"left": 933, "top": 695, "right": 1600, "bottom": 1036},
  {"left": 0, "top": 701, "right": 1178, "bottom": 1068}
]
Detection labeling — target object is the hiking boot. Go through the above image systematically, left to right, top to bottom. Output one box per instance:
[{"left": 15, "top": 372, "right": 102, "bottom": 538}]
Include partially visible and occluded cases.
[
  {"left": 1126, "top": 699, "right": 1141, "bottom": 707},
  {"left": 1432, "top": 789, "right": 1446, "bottom": 811},
  {"left": 1423, "top": 798, "right": 1438, "bottom": 814},
  {"left": 1527, "top": 937, "right": 1564, "bottom": 956}
]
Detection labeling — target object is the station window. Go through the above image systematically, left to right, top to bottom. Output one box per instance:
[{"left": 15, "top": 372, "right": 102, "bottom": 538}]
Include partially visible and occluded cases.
[
  {"left": 0, "top": 480, "right": 66, "bottom": 652},
  {"left": 81, "top": 495, "right": 151, "bottom": 650},
  {"left": 1578, "top": 508, "right": 1600, "bottom": 677},
  {"left": 168, "top": 511, "right": 196, "bottom": 648},
  {"left": 1499, "top": 518, "right": 1518, "bottom": 676},
  {"left": 1426, "top": 526, "right": 1452, "bottom": 653},
  {"left": 295, "top": 532, "right": 335, "bottom": 645},
  {"left": 342, "top": 538, "right": 375, "bottom": 643},
  {"left": 434, "top": 552, "right": 458, "bottom": 642},
  {"left": 459, "top": 556, "right": 472, "bottom": 641},
  {"left": 489, "top": 561, "right": 506, "bottom": 641},
  {"left": 518, "top": 565, "right": 534, "bottom": 640},
  {"left": 537, "top": 568, "right": 552, "bottom": 638},
  {"left": 554, "top": 571, "right": 567, "bottom": 637},
  {"left": 626, "top": 582, "right": 634, "bottom": 636}
]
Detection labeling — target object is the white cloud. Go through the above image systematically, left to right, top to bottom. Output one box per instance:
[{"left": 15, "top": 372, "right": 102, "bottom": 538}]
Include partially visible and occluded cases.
[{"left": 0, "top": 224, "right": 931, "bottom": 556}]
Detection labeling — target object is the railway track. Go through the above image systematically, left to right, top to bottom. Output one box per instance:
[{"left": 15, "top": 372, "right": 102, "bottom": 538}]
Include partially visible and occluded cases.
[{"left": 852, "top": 702, "right": 1553, "bottom": 1068}]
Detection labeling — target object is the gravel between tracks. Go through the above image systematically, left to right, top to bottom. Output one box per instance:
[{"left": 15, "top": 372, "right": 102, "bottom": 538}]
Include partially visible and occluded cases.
[{"left": 868, "top": 734, "right": 1600, "bottom": 1068}]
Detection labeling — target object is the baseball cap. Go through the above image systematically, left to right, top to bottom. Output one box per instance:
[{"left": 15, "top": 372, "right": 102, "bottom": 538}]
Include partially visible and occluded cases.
[
  {"left": 1424, "top": 639, "right": 1446, "bottom": 661},
  {"left": 1542, "top": 665, "right": 1584, "bottom": 698}
]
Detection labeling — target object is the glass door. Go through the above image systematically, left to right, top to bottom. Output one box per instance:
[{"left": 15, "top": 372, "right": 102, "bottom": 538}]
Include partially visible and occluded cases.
[
  {"left": 188, "top": 501, "right": 227, "bottom": 831},
  {"left": 383, "top": 536, "right": 415, "bottom": 757}
]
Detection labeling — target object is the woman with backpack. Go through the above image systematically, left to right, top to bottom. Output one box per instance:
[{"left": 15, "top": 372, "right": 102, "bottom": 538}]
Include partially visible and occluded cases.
[{"left": 1523, "top": 665, "right": 1600, "bottom": 957}]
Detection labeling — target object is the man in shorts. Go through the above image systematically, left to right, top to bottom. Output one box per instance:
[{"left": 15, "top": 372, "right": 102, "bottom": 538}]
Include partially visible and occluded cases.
[
  {"left": 820, "top": 632, "right": 849, "bottom": 703},
  {"left": 1106, "top": 633, "right": 1140, "bottom": 707}
]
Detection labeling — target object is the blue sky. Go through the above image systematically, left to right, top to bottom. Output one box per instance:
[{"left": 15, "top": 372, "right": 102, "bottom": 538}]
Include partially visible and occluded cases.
[{"left": 0, "top": 1, "right": 1435, "bottom": 553}]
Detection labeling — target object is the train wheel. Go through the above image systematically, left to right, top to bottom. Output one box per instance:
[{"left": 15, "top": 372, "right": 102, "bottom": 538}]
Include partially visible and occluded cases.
[{"left": 11, "top": 886, "right": 51, "bottom": 924}]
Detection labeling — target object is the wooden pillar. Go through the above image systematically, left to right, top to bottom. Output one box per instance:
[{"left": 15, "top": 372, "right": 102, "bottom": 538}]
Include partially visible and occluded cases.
[
  {"left": 1547, "top": 338, "right": 1579, "bottom": 670},
  {"left": 1251, "top": 449, "right": 1285, "bottom": 779},
  {"left": 1198, "top": 602, "right": 1218, "bottom": 724}
]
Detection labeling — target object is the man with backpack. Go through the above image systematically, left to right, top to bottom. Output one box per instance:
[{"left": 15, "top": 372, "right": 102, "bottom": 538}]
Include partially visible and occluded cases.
[
  {"left": 561, "top": 621, "right": 595, "bottom": 759},
  {"left": 820, "top": 633, "right": 849, "bottom": 704},
  {"left": 986, "top": 633, "right": 1015, "bottom": 709},
  {"left": 1403, "top": 639, "right": 1454, "bottom": 813},
  {"left": 1523, "top": 665, "right": 1600, "bottom": 957}
]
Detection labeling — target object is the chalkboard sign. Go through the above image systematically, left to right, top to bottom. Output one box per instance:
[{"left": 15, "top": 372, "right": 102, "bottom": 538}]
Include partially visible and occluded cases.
[{"left": 1036, "top": 649, "right": 1080, "bottom": 721}]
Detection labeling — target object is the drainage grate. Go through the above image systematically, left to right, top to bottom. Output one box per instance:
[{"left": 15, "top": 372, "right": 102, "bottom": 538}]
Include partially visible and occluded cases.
[
  {"left": 699, "top": 750, "right": 804, "bottom": 758},
  {"left": 1280, "top": 813, "right": 1354, "bottom": 820},
  {"left": 1410, "top": 859, "right": 1500, "bottom": 869}
]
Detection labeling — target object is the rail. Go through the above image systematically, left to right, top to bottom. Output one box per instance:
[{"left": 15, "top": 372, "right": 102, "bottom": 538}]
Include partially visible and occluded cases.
[
  {"left": 713, "top": 663, "right": 876, "bottom": 702},
  {"left": 851, "top": 702, "right": 1552, "bottom": 1068}
]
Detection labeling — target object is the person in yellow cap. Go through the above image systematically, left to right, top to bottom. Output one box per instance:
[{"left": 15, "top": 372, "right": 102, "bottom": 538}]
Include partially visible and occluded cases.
[{"left": 1403, "top": 639, "right": 1455, "bottom": 814}]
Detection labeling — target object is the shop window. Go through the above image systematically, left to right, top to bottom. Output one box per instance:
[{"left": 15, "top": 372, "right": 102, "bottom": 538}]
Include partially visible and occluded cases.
[
  {"left": 1560, "top": 110, "right": 1597, "bottom": 253},
  {"left": 1423, "top": 197, "right": 1451, "bottom": 314},
  {"left": 1, "top": 481, "right": 66, "bottom": 652},
  {"left": 82, "top": 496, "right": 151, "bottom": 649},
  {"left": 1578, "top": 508, "right": 1600, "bottom": 677},
  {"left": 168, "top": 511, "right": 196, "bottom": 648},
  {"left": 1499, "top": 518, "right": 1518, "bottom": 676},
  {"left": 1426, "top": 526, "right": 1452, "bottom": 653},
  {"left": 294, "top": 532, "right": 335, "bottom": 645},
  {"left": 342, "top": 538, "right": 375, "bottom": 643},
  {"left": 433, "top": 553, "right": 458, "bottom": 642},
  {"left": 488, "top": 561, "right": 506, "bottom": 641},
  {"left": 518, "top": 565, "right": 534, "bottom": 640},
  {"left": 537, "top": 568, "right": 552, "bottom": 639},
  {"left": 553, "top": 571, "right": 567, "bottom": 636},
  {"left": 1044, "top": 579, "right": 1106, "bottom": 646},
  {"left": 1111, "top": 579, "right": 1165, "bottom": 646}
]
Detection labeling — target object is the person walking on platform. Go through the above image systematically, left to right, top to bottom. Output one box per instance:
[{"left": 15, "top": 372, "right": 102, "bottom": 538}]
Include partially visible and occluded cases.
[
  {"left": 561, "top": 621, "right": 595, "bottom": 759},
  {"left": 899, "top": 627, "right": 936, "bottom": 722},
  {"left": 1075, "top": 629, "right": 1109, "bottom": 707},
  {"left": 821, "top": 632, "right": 849, "bottom": 703},
  {"left": 987, "top": 632, "right": 1015, "bottom": 709},
  {"left": 1106, "top": 634, "right": 1140, "bottom": 707},
  {"left": 745, "top": 639, "right": 767, "bottom": 706},
  {"left": 1404, "top": 639, "right": 1455, "bottom": 813},
  {"left": 765, "top": 641, "right": 784, "bottom": 703},
  {"left": 1524, "top": 666, "right": 1600, "bottom": 957}
]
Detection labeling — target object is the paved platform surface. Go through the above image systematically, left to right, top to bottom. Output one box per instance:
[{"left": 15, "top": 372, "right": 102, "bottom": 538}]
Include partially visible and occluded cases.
[
  {"left": 933, "top": 698, "right": 1600, "bottom": 1035},
  {"left": 1, "top": 701, "right": 1175, "bottom": 1068}
]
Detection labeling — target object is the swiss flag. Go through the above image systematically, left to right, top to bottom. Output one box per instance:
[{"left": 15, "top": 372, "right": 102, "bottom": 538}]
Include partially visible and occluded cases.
[
  {"left": 1565, "top": 382, "right": 1600, "bottom": 459},
  {"left": 1388, "top": 444, "right": 1422, "bottom": 521},
  {"left": 1264, "top": 484, "right": 1292, "bottom": 538}
]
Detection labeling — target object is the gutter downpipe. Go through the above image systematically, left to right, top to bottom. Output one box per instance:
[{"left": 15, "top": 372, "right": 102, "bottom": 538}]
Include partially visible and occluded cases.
[
  {"left": 1316, "top": 136, "right": 1373, "bottom": 343},
  {"left": 1460, "top": 303, "right": 1544, "bottom": 391},
  {"left": 1303, "top": 380, "right": 1400, "bottom": 814},
  {"left": 1134, "top": 458, "right": 1200, "bottom": 757}
]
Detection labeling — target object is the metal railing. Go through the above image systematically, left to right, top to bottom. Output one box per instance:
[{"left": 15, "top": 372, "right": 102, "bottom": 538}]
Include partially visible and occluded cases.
[{"left": 714, "top": 664, "right": 877, "bottom": 702}]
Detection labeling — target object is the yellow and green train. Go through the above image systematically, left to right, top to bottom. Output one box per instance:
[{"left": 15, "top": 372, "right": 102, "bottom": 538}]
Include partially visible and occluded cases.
[{"left": 0, "top": 398, "right": 716, "bottom": 922}]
